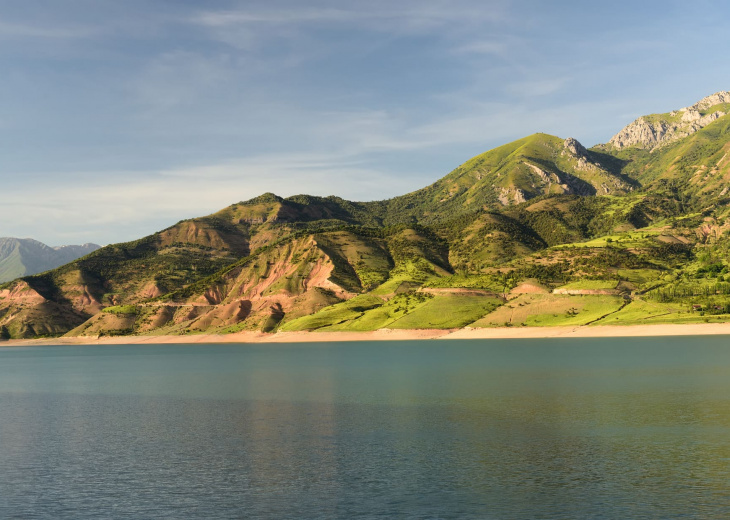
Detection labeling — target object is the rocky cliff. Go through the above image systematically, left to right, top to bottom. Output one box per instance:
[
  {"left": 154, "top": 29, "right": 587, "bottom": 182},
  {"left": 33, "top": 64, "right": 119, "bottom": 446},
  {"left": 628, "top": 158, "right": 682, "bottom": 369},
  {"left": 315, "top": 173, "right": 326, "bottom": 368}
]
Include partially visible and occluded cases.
[{"left": 607, "top": 91, "right": 730, "bottom": 150}]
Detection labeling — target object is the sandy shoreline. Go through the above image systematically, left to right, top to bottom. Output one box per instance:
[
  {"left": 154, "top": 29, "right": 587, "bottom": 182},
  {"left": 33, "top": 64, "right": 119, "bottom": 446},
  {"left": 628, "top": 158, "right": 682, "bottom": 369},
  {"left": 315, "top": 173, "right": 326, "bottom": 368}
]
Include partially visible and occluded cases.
[{"left": 4, "top": 322, "right": 730, "bottom": 346}]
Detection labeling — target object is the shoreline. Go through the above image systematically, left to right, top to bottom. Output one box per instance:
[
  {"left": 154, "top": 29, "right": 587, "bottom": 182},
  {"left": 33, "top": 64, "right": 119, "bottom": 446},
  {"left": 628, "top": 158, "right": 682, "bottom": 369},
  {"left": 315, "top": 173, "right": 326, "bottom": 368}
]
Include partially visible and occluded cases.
[{"left": 4, "top": 322, "right": 730, "bottom": 346}]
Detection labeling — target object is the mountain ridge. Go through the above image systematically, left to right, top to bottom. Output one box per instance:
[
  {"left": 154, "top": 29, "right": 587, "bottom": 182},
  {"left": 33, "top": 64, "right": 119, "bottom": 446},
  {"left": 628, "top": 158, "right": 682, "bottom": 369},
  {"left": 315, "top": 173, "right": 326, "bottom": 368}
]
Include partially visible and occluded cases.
[
  {"left": 2, "top": 90, "right": 730, "bottom": 340},
  {"left": 605, "top": 91, "right": 730, "bottom": 151},
  {"left": 0, "top": 238, "right": 100, "bottom": 284}
]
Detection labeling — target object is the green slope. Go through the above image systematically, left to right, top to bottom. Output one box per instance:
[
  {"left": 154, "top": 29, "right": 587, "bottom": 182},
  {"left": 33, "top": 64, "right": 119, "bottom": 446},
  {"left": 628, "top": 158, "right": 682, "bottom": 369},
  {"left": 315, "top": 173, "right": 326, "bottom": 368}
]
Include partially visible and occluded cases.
[{"left": 362, "top": 133, "right": 635, "bottom": 226}]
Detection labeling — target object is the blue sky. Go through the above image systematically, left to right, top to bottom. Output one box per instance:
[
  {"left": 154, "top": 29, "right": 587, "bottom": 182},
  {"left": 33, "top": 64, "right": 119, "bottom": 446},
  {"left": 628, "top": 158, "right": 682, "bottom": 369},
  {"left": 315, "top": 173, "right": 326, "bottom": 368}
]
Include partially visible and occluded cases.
[{"left": 1, "top": 0, "right": 729, "bottom": 245}]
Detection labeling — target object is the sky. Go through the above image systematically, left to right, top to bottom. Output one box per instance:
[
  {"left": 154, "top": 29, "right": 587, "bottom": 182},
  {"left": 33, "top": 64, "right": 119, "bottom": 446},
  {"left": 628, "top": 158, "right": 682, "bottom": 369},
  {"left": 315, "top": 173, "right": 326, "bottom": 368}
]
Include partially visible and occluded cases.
[{"left": 1, "top": 0, "right": 729, "bottom": 245}]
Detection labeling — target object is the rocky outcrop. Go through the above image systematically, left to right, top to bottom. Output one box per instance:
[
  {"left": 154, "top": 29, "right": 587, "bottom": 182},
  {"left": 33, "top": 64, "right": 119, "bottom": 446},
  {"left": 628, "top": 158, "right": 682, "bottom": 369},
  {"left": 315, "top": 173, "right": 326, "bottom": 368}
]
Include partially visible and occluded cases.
[
  {"left": 607, "top": 91, "right": 730, "bottom": 150},
  {"left": 689, "top": 91, "right": 730, "bottom": 110},
  {"left": 562, "top": 137, "right": 606, "bottom": 176},
  {"left": 563, "top": 137, "right": 590, "bottom": 159},
  {"left": 519, "top": 138, "right": 627, "bottom": 196},
  {"left": 498, "top": 187, "right": 527, "bottom": 205}
]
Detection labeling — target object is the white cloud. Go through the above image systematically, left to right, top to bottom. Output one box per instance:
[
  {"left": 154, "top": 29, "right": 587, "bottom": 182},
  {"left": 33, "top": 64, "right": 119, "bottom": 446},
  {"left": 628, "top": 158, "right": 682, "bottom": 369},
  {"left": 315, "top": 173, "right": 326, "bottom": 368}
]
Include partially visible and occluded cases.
[{"left": 187, "top": 1, "right": 512, "bottom": 46}]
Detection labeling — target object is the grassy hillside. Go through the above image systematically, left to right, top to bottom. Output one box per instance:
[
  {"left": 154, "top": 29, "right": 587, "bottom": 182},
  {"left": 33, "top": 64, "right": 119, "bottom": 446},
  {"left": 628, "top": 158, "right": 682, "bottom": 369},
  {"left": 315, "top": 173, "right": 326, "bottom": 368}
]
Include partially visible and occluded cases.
[{"left": 363, "top": 133, "right": 635, "bottom": 226}]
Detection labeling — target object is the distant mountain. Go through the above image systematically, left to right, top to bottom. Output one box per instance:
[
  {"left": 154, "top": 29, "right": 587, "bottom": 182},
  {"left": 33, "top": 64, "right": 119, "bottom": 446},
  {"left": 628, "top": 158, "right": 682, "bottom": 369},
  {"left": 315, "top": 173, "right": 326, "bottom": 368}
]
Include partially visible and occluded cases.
[
  {"left": 3, "top": 90, "right": 730, "bottom": 340},
  {"left": 0, "top": 238, "right": 100, "bottom": 283}
]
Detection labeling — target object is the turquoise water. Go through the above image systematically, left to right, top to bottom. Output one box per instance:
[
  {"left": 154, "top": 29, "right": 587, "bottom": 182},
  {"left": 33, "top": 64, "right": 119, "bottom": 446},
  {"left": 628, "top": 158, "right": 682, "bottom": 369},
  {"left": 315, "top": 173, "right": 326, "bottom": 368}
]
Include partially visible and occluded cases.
[{"left": 2, "top": 337, "right": 730, "bottom": 519}]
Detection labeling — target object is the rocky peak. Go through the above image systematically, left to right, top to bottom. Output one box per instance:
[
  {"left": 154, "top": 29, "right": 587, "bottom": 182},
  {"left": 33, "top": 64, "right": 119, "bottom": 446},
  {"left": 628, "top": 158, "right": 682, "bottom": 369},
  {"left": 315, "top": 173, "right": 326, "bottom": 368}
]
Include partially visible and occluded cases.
[
  {"left": 607, "top": 91, "right": 730, "bottom": 151},
  {"left": 685, "top": 91, "right": 730, "bottom": 111},
  {"left": 561, "top": 137, "right": 605, "bottom": 173},
  {"left": 563, "top": 137, "right": 589, "bottom": 159}
]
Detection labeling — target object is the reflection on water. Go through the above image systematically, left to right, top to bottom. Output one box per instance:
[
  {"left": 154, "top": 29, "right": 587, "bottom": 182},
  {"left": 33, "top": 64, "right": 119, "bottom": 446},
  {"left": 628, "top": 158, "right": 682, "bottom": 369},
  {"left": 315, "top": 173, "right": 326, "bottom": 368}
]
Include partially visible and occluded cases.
[{"left": 2, "top": 338, "right": 730, "bottom": 518}]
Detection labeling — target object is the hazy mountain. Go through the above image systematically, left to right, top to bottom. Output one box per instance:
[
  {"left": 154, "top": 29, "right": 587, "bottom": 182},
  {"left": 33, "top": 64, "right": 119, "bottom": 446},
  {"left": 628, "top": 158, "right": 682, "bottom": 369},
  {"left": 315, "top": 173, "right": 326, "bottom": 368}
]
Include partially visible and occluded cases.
[
  {"left": 3, "top": 91, "right": 730, "bottom": 340},
  {"left": 0, "top": 238, "right": 100, "bottom": 283}
]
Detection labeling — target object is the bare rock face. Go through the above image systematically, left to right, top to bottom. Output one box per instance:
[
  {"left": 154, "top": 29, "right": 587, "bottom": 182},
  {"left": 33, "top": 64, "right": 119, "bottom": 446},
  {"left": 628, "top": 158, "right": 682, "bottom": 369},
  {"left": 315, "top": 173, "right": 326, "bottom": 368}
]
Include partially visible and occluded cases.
[
  {"left": 607, "top": 91, "right": 730, "bottom": 150},
  {"left": 690, "top": 91, "right": 730, "bottom": 110},
  {"left": 562, "top": 137, "right": 601, "bottom": 172},
  {"left": 563, "top": 137, "right": 589, "bottom": 158}
]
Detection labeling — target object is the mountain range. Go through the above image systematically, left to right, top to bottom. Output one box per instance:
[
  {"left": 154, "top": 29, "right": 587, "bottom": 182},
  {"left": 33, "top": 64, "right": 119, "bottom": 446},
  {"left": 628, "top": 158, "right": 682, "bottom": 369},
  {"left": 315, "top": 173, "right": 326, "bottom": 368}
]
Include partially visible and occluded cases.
[
  {"left": 2, "top": 91, "right": 730, "bottom": 340},
  {"left": 0, "top": 238, "right": 100, "bottom": 284}
]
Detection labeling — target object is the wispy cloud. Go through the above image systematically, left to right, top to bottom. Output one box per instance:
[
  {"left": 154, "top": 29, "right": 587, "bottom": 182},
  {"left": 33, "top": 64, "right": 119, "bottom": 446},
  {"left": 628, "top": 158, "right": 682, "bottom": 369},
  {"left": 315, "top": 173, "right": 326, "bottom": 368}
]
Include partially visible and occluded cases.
[
  {"left": 4, "top": 0, "right": 726, "bottom": 247},
  {"left": 187, "top": 1, "right": 512, "bottom": 47},
  {"left": 190, "top": 2, "right": 509, "bottom": 28},
  {"left": 192, "top": 8, "right": 362, "bottom": 27},
  {"left": 0, "top": 20, "right": 97, "bottom": 40},
  {"left": 455, "top": 40, "right": 510, "bottom": 56},
  {"left": 0, "top": 151, "right": 420, "bottom": 244}
]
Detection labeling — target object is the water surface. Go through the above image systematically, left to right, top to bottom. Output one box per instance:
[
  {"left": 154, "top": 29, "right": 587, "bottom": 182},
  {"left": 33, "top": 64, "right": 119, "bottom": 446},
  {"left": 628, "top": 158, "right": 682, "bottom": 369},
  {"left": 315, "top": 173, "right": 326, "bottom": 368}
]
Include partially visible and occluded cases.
[{"left": 2, "top": 337, "right": 730, "bottom": 519}]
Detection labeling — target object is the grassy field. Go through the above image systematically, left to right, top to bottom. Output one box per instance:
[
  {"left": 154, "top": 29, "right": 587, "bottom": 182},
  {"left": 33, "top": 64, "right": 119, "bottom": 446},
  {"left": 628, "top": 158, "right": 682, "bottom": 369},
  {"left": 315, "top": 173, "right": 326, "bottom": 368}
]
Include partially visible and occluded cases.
[
  {"left": 552, "top": 230, "right": 661, "bottom": 249},
  {"left": 369, "top": 259, "right": 443, "bottom": 295},
  {"left": 615, "top": 269, "right": 663, "bottom": 285},
  {"left": 424, "top": 274, "right": 503, "bottom": 291},
  {"left": 556, "top": 280, "right": 618, "bottom": 290},
  {"left": 322, "top": 292, "right": 433, "bottom": 331},
  {"left": 320, "top": 293, "right": 502, "bottom": 331},
  {"left": 387, "top": 294, "right": 502, "bottom": 329},
  {"left": 471, "top": 294, "right": 625, "bottom": 327},
  {"left": 279, "top": 295, "right": 383, "bottom": 331},
  {"left": 592, "top": 298, "right": 730, "bottom": 325},
  {"left": 590, "top": 299, "right": 689, "bottom": 325}
]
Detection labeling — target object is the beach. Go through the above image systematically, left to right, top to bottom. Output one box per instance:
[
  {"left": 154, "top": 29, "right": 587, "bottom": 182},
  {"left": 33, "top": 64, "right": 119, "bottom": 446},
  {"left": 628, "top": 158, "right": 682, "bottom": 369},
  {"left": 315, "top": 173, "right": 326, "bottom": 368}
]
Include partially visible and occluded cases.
[{"left": 5, "top": 322, "right": 730, "bottom": 346}]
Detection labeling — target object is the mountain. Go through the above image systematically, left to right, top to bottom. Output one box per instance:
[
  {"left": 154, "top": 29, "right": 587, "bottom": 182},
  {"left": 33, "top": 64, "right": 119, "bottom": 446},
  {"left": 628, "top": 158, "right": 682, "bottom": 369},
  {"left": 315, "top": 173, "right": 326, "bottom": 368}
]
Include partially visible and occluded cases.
[
  {"left": 3, "top": 91, "right": 730, "bottom": 340},
  {"left": 604, "top": 91, "right": 730, "bottom": 151},
  {"left": 592, "top": 97, "right": 730, "bottom": 214},
  {"left": 361, "top": 133, "right": 635, "bottom": 226},
  {"left": 0, "top": 238, "right": 100, "bottom": 283}
]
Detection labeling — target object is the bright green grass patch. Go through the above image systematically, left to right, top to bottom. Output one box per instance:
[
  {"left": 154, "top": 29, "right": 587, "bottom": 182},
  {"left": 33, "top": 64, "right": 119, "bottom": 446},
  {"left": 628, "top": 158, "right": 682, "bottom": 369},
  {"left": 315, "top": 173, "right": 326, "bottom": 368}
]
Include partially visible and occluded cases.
[
  {"left": 700, "top": 102, "right": 730, "bottom": 116},
  {"left": 643, "top": 111, "right": 683, "bottom": 124},
  {"left": 554, "top": 229, "right": 661, "bottom": 249},
  {"left": 369, "top": 259, "right": 443, "bottom": 295},
  {"left": 615, "top": 269, "right": 663, "bottom": 286},
  {"left": 423, "top": 274, "right": 502, "bottom": 292},
  {"left": 556, "top": 280, "right": 618, "bottom": 290},
  {"left": 322, "top": 292, "right": 434, "bottom": 331},
  {"left": 386, "top": 294, "right": 502, "bottom": 329},
  {"left": 471, "top": 294, "right": 624, "bottom": 327},
  {"left": 279, "top": 295, "right": 383, "bottom": 331},
  {"left": 594, "top": 298, "right": 730, "bottom": 325},
  {"left": 591, "top": 299, "right": 690, "bottom": 325},
  {"left": 101, "top": 305, "right": 138, "bottom": 315}
]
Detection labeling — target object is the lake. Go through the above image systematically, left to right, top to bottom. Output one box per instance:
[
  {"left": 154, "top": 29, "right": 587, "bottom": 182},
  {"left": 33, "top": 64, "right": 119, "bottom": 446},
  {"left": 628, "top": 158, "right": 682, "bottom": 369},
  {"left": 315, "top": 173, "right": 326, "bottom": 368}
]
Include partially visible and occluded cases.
[{"left": 2, "top": 337, "right": 730, "bottom": 519}]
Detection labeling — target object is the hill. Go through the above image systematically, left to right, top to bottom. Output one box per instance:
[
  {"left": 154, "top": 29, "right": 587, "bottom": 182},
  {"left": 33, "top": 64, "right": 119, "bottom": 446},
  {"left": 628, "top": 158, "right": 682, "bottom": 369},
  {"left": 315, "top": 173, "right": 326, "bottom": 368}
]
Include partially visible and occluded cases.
[
  {"left": 3, "top": 90, "right": 730, "bottom": 340},
  {"left": 362, "top": 133, "right": 635, "bottom": 225}
]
